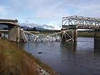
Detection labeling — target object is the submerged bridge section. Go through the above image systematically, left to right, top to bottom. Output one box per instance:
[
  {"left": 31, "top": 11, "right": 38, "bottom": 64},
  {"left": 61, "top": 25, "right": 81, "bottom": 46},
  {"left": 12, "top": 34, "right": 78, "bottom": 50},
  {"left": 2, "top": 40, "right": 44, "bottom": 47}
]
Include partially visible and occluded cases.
[{"left": 23, "top": 31, "right": 61, "bottom": 42}]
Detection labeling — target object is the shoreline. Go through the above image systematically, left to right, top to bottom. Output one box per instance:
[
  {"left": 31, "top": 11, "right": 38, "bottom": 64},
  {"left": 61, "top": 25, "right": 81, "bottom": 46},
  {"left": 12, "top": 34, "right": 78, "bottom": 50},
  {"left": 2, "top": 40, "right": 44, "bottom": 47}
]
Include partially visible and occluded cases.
[{"left": 0, "top": 39, "right": 58, "bottom": 75}]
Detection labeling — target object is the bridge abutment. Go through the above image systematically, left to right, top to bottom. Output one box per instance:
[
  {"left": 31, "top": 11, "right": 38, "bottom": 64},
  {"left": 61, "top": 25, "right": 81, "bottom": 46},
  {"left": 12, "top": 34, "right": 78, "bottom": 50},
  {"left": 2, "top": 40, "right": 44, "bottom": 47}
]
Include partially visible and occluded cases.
[
  {"left": 0, "top": 19, "right": 28, "bottom": 42},
  {"left": 8, "top": 26, "right": 21, "bottom": 42}
]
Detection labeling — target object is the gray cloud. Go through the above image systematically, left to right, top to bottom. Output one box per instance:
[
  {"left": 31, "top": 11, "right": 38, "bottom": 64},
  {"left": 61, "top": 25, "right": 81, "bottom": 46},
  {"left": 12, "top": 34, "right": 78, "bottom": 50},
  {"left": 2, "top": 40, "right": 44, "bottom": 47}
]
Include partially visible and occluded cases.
[
  {"left": 0, "top": 0, "right": 100, "bottom": 29},
  {"left": 25, "top": 0, "right": 100, "bottom": 20}
]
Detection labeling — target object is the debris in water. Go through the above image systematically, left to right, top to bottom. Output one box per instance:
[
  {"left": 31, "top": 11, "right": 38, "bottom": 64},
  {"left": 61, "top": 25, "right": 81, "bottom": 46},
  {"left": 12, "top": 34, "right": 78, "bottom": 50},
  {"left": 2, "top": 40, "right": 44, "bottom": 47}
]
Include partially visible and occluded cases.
[{"left": 38, "top": 52, "right": 42, "bottom": 54}]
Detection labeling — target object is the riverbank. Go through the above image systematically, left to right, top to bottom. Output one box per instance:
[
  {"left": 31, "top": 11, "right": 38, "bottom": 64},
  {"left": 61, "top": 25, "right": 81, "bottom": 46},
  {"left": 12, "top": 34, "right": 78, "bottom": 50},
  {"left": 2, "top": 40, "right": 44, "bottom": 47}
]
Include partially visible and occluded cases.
[
  {"left": 78, "top": 31, "right": 94, "bottom": 37},
  {"left": 0, "top": 39, "right": 57, "bottom": 75}
]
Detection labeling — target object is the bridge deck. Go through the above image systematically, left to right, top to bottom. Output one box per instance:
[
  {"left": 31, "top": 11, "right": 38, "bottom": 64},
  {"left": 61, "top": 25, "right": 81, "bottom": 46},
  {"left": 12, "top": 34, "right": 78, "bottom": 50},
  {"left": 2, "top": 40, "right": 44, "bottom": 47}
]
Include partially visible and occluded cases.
[{"left": 0, "top": 19, "right": 18, "bottom": 23}]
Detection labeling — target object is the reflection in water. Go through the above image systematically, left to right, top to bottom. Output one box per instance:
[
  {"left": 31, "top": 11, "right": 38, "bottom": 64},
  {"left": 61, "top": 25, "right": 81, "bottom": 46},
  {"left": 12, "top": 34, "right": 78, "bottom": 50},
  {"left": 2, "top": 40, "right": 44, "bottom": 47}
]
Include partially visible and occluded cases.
[
  {"left": 18, "top": 37, "right": 100, "bottom": 75},
  {"left": 94, "top": 38, "right": 100, "bottom": 52},
  {"left": 60, "top": 41, "right": 77, "bottom": 53}
]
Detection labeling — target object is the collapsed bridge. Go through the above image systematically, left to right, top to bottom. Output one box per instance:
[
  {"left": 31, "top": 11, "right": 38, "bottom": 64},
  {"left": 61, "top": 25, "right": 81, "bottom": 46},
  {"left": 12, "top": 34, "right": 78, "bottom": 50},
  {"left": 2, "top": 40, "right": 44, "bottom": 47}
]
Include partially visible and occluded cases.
[{"left": 0, "top": 15, "right": 100, "bottom": 43}]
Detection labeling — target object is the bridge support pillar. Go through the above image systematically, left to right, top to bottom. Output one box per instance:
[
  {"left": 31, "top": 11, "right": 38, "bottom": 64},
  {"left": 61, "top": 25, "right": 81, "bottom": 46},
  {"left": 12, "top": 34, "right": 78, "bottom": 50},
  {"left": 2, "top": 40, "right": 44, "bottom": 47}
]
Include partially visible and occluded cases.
[
  {"left": 8, "top": 26, "right": 21, "bottom": 42},
  {"left": 61, "top": 29, "right": 77, "bottom": 42},
  {"left": 72, "top": 29, "right": 77, "bottom": 42},
  {"left": 94, "top": 29, "right": 100, "bottom": 52}
]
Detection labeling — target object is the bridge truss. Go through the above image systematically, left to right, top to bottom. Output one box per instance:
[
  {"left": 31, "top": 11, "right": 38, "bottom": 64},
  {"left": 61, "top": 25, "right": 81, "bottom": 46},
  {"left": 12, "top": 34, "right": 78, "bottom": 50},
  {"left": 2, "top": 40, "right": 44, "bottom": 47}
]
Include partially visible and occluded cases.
[
  {"left": 62, "top": 15, "right": 100, "bottom": 29},
  {"left": 21, "top": 30, "right": 74, "bottom": 43},
  {"left": 23, "top": 30, "right": 62, "bottom": 42}
]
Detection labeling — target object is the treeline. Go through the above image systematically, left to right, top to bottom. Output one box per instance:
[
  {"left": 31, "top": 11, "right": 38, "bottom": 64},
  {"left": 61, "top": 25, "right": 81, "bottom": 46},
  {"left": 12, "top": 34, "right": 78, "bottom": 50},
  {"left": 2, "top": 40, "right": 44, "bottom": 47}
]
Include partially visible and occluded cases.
[
  {"left": 22, "top": 27, "right": 37, "bottom": 31},
  {"left": 23, "top": 27, "right": 61, "bottom": 32}
]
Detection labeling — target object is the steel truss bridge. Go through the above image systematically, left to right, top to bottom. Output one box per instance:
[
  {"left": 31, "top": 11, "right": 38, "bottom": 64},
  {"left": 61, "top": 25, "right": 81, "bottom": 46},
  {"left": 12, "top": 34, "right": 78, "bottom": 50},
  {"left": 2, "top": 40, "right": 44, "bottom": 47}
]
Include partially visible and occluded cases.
[
  {"left": 62, "top": 15, "right": 100, "bottom": 29},
  {"left": 1, "top": 16, "right": 100, "bottom": 42},
  {"left": 12, "top": 16, "right": 100, "bottom": 42}
]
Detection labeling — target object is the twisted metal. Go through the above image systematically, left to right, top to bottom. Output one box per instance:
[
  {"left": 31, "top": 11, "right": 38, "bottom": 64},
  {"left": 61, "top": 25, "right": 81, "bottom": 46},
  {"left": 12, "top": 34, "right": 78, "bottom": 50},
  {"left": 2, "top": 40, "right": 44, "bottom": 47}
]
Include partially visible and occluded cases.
[{"left": 23, "top": 31, "right": 62, "bottom": 42}]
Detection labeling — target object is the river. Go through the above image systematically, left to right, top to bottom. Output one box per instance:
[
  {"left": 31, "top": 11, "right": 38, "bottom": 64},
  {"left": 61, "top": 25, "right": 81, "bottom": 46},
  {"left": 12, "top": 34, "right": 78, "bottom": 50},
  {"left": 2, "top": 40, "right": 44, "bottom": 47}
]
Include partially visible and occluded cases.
[{"left": 18, "top": 37, "right": 100, "bottom": 75}]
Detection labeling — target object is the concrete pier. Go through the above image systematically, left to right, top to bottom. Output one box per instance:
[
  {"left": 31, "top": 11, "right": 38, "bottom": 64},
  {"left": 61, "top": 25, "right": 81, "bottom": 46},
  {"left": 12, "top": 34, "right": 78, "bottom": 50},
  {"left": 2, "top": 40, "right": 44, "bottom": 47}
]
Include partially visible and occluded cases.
[
  {"left": 61, "top": 25, "right": 77, "bottom": 42},
  {"left": 8, "top": 26, "right": 21, "bottom": 42},
  {"left": 94, "top": 29, "right": 100, "bottom": 52}
]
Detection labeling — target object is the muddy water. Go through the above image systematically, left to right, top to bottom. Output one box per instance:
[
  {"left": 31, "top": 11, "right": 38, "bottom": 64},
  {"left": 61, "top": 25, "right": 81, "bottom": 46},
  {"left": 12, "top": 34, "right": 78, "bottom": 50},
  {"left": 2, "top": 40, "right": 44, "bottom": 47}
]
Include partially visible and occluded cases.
[{"left": 18, "top": 37, "right": 100, "bottom": 75}]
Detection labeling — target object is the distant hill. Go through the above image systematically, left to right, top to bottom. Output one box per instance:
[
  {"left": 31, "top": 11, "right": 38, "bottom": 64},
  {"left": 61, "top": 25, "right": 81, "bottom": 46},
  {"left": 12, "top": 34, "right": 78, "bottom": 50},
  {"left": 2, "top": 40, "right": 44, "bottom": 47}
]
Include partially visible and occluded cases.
[{"left": 19, "top": 23, "right": 61, "bottom": 31}]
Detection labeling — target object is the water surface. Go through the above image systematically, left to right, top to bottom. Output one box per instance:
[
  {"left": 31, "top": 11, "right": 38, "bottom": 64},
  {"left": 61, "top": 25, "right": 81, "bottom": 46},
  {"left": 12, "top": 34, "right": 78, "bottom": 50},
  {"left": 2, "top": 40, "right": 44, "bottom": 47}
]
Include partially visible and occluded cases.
[{"left": 18, "top": 37, "right": 100, "bottom": 75}]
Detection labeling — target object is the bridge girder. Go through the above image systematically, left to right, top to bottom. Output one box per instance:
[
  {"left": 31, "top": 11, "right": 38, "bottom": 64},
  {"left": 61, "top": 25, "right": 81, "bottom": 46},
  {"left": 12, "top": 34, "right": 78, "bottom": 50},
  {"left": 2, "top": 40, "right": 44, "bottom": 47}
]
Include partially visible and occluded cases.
[
  {"left": 0, "top": 19, "right": 18, "bottom": 26},
  {"left": 0, "top": 22, "right": 19, "bottom": 26}
]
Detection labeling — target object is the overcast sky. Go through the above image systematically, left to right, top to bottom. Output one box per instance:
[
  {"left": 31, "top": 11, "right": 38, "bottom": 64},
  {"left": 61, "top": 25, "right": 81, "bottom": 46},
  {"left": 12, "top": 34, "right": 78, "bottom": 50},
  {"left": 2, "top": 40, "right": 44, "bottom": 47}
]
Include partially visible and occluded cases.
[{"left": 0, "top": 0, "right": 100, "bottom": 29}]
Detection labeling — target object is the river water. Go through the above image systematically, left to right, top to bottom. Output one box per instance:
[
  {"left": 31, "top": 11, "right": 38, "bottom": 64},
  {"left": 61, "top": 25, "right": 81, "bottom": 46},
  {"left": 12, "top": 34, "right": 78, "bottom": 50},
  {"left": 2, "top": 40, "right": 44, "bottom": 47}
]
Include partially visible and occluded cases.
[{"left": 18, "top": 37, "right": 100, "bottom": 75}]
